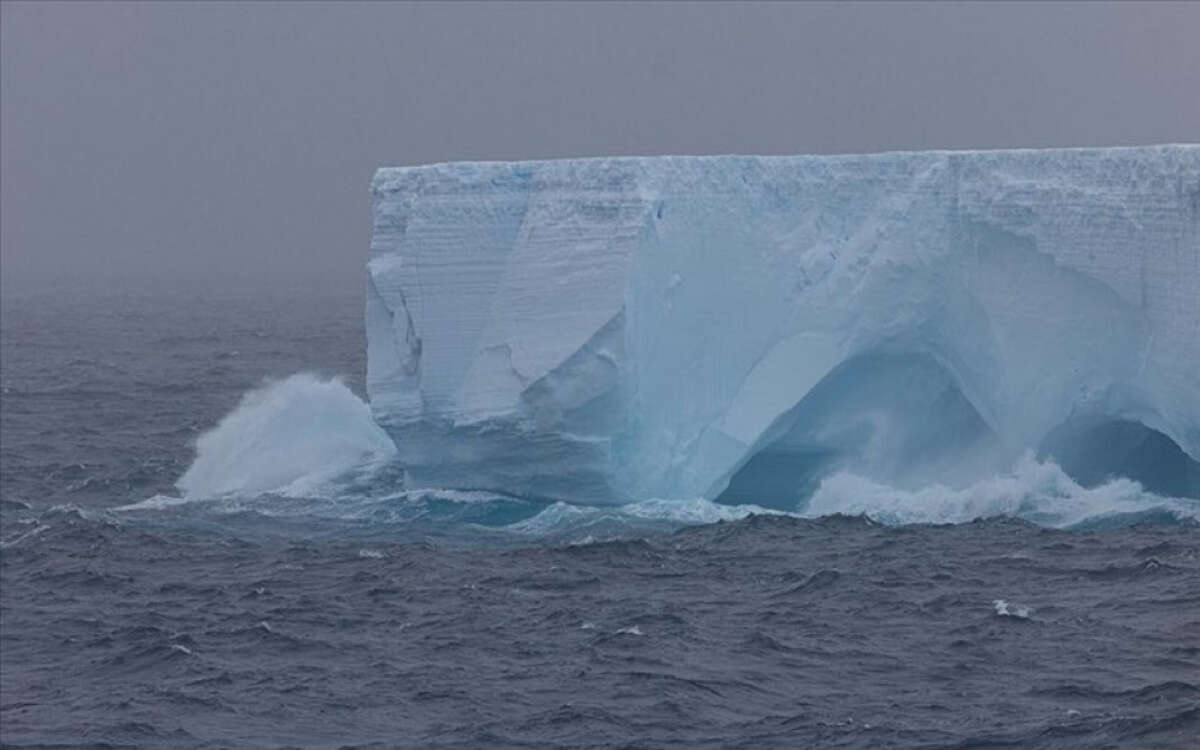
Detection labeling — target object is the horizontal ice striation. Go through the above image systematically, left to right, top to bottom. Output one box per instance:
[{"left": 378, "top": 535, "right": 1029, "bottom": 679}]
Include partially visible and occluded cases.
[{"left": 368, "top": 146, "right": 1200, "bottom": 506}]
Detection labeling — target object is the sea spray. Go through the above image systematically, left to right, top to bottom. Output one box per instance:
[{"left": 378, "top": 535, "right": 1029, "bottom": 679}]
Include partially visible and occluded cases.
[
  {"left": 177, "top": 373, "right": 396, "bottom": 499},
  {"left": 802, "top": 453, "right": 1198, "bottom": 527}
]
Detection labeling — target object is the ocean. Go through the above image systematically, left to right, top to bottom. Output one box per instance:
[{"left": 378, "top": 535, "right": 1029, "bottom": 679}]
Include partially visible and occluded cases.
[{"left": 2, "top": 287, "right": 1197, "bottom": 749}]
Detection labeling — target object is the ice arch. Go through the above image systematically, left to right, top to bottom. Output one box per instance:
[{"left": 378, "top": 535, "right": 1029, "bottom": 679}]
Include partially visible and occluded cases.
[
  {"left": 713, "top": 352, "right": 1004, "bottom": 510},
  {"left": 1040, "top": 418, "right": 1200, "bottom": 499}
]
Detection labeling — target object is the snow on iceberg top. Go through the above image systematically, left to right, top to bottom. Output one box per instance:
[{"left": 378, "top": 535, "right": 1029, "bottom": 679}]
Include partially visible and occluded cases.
[{"left": 372, "top": 143, "right": 1197, "bottom": 191}]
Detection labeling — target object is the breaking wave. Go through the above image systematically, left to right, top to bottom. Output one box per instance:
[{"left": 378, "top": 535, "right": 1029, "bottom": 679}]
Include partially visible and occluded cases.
[
  {"left": 117, "top": 372, "right": 1197, "bottom": 537},
  {"left": 176, "top": 373, "right": 396, "bottom": 499},
  {"left": 802, "top": 454, "right": 1198, "bottom": 529}
]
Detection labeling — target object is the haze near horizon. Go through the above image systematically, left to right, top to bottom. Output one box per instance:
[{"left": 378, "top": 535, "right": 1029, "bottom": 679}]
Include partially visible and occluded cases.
[{"left": 2, "top": 1, "right": 1198, "bottom": 298}]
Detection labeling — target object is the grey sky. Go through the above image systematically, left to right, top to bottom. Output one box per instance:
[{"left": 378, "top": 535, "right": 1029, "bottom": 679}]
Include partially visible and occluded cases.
[{"left": 2, "top": 1, "right": 1198, "bottom": 297}]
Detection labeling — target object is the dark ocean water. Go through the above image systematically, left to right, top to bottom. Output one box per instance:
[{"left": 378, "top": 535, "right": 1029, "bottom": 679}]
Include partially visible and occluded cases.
[{"left": 2, "top": 289, "right": 1198, "bottom": 749}]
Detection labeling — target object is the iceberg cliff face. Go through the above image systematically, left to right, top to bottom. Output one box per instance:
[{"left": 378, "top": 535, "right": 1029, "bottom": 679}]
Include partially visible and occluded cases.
[{"left": 368, "top": 146, "right": 1200, "bottom": 505}]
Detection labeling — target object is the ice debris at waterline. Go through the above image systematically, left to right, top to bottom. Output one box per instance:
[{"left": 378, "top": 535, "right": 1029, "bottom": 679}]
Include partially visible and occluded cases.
[{"left": 367, "top": 146, "right": 1200, "bottom": 506}]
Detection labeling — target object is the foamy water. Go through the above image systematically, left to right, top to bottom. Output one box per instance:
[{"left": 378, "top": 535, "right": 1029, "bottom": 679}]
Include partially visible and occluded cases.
[{"left": 134, "top": 370, "right": 1198, "bottom": 537}]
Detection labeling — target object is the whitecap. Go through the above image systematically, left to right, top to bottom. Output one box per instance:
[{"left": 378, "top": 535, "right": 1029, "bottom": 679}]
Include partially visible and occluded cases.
[
  {"left": 111, "top": 494, "right": 191, "bottom": 512},
  {"left": 993, "top": 599, "right": 1033, "bottom": 619}
]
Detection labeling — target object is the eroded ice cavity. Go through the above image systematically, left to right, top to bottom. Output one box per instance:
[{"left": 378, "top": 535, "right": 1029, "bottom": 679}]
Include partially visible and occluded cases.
[{"left": 367, "top": 146, "right": 1200, "bottom": 506}]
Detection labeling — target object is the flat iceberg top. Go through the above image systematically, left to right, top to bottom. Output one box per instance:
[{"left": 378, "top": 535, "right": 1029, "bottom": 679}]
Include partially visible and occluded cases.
[
  {"left": 373, "top": 144, "right": 1195, "bottom": 192},
  {"left": 367, "top": 145, "right": 1199, "bottom": 505}
]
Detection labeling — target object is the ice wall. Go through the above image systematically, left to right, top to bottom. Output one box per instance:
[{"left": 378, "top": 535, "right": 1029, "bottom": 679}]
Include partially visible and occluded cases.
[{"left": 367, "top": 146, "right": 1200, "bottom": 505}]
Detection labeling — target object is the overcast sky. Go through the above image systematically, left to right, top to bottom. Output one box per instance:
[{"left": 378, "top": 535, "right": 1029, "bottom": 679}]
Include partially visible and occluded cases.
[{"left": 2, "top": 1, "right": 1198, "bottom": 297}]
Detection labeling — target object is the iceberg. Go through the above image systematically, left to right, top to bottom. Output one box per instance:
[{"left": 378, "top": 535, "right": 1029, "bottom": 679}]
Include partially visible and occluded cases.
[{"left": 366, "top": 146, "right": 1200, "bottom": 506}]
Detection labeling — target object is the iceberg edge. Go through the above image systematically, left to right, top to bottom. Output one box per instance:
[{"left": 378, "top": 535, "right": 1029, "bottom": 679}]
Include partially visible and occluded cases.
[{"left": 367, "top": 146, "right": 1200, "bottom": 505}]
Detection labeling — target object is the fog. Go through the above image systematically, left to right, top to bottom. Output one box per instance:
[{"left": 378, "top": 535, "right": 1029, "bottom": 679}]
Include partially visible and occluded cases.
[{"left": 2, "top": 1, "right": 1197, "bottom": 298}]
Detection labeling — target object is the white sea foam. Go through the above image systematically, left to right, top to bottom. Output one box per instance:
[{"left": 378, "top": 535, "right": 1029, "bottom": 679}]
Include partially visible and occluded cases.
[
  {"left": 802, "top": 454, "right": 1197, "bottom": 528},
  {"left": 112, "top": 494, "right": 192, "bottom": 512},
  {"left": 506, "top": 496, "right": 783, "bottom": 536},
  {"left": 0, "top": 523, "right": 50, "bottom": 549},
  {"left": 993, "top": 600, "right": 1033, "bottom": 619}
]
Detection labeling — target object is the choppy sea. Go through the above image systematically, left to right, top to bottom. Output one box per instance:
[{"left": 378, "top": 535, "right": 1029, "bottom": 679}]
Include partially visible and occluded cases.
[{"left": 2, "top": 288, "right": 1197, "bottom": 749}]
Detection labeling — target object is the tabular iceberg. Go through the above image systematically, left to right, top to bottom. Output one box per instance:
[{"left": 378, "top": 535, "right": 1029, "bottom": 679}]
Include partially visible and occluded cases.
[{"left": 367, "top": 146, "right": 1200, "bottom": 506}]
